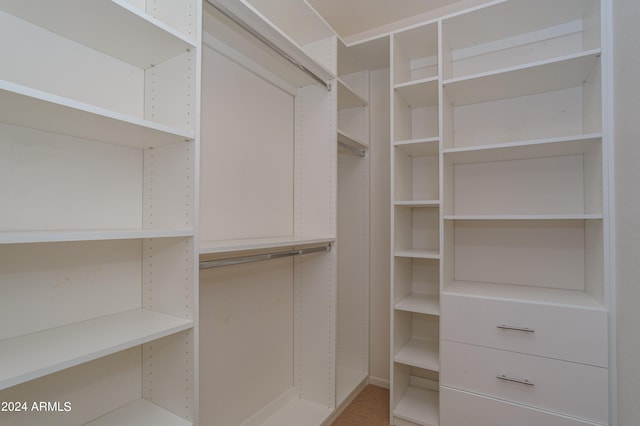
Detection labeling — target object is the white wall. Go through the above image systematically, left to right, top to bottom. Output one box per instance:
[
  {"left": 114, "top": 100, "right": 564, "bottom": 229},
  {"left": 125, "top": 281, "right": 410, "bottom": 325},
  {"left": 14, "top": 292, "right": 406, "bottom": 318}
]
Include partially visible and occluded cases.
[
  {"left": 613, "top": 0, "right": 640, "bottom": 424},
  {"left": 368, "top": 67, "right": 391, "bottom": 387}
]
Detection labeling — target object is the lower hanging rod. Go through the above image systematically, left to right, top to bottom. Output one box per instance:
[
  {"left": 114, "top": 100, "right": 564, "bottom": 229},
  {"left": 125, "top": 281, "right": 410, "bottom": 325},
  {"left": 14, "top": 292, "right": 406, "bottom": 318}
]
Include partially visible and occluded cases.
[
  {"left": 338, "top": 141, "right": 366, "bottom": 157},
  {"left": 199, "top": 244, "right": 331, "bottom": 269}
]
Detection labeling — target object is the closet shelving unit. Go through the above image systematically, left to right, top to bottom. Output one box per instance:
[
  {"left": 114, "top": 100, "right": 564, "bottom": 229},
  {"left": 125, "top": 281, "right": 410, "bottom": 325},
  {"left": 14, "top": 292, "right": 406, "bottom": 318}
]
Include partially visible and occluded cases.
[
  {"left": 0, "top": 0, "right": 200, "bottom": 425},
  {"left": 199, "top": 0, "right": 340, "bottom": 425},
  {"left": 437, "top": 0, "right": 610, "bottom": 424},
  {"left": 390, "top": 20, "right": 442, "bottom": 426},
  {"left": 335, "top": 39, "right": 371, "bottom": 408}
]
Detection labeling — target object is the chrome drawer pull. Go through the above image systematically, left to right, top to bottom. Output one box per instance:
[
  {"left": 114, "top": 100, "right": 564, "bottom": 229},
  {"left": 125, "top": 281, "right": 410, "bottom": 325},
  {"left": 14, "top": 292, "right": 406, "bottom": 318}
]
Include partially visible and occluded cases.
[
  {"left": 497, "top": 325, "right": 535, "bottom": 333},
  {"left": 497, "top": 374, "right": 535, "bottom": 386}
]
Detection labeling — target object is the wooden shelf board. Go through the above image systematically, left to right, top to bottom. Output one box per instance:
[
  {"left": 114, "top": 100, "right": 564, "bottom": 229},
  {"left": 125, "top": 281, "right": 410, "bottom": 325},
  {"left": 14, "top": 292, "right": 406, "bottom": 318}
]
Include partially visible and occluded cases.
[
  {"left": 0, "top": 0, "right": 196, "bottom": 69},
  {"left": 443, "top": 49, "right": 601, "bottom": 106},
  {"left": 394, "top": 78, "right": 439, "bottom": 108},
  {"left": 338, "top": 79, "right": 368, "bottom": 110},
  {"left": 0, "top": 80, "right": 194, "bottom": 149},
  {"left": 337, "top": 129, "right": 368, "bottom": 151},
  {"left": 444, "top": 133, "right": 602, "bottom": 164},
  {"left": 395, "top": 138, "right": 440, "bottom": 157},
  {"left": 395, "top": 200, "right": 440, "bottom": 208},
  {"left": 444, "top": 214, "right": 603, "bottom": 220},
  {"left": 0, "top": 228, "right": 194, "bottom": 244},
  {"left": 199, "top": 236, "right": 335, "bottom": 257},
  {"left": 395, "top": 249, "right": 440, "bottom": 260},
  {"left": 444, "top": 281, "right": 605, "bottom": 310},
  {"left": 395, "top": 294, "right": 440, "bottom": 316},
  {"left": 0, "top": 309, "right": 192, "bottom": 390},
  {"left": 395, "top": 339, "right": 439, "bottom": 371},
  {"left": 394, "top": 386, "right": 439, "bottom": 426},
  {"left": 260, "top": 397, "right": 333, "bottom": 426},
  {"left": 86, "top": 399, "right": 192, "bottom": 426}
]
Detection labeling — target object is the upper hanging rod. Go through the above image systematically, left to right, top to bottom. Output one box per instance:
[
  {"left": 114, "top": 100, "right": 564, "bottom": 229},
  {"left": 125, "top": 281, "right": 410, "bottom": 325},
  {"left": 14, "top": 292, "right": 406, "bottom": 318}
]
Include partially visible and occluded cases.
[
  {"left": 205, "top": 0, "right": 331, "bottom": 91},
  {"left": 199, "top": 244, "right": 331, "bottom": 269}
]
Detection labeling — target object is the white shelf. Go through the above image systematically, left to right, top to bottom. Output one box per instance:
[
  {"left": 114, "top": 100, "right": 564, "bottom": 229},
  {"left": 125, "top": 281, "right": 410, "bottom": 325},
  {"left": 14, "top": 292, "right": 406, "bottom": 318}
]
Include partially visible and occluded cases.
[
  {"left": 0, "top": 0, "right": 196, "bottom": 69},
  {"left": 442, "top": 49, "right": 601, "bottom": 106},
  {"left": 395, "top": 77, "right": 439, "bottom": 108},
  {"left": 338, "top": 79, "right": 368, "bottom": 110},
  {"left": 0, "top": 81, "right": 194, "bottom": 149},
  {"left": 338, "top": 129, "right": 368, "bottom": 151},
  {"left": 444, "top": 133, "right": 602, "bottom": 164},
  {"left": 395, "top": 138, "right": 440, "bottom": 157},
  {"left": 395, "top": 200, "right": 440, "bottom": 208},
  {"left": 444, "top": 214, "right": 603, "bottom": 220},
  {"left": 0, "top": 228, "right": 194, "bottom": 244},
  {"left": 199, "top": 236, "right": 335, "bottom": 256},
  {"left": 395, "top": 249, "right": 440, "bottom": 260},
  {"left": 444, "top": 281, "right": 605, "bottom": 310},
  {"left": 395, "top": 294, "right": 440, "bottom": 316},
  {"left": 0, "top": 309, "right": 192, "bottom": 390},
  {"left": 395, "top": 339, "right": 439, "bottom": 371},
  {"left": 394, "top": 386, "right": 439, "bottom": 426},
  {"left": 260, "top": 397, "right": 333, "bottom": 426},
  {"left": 86, "top": 399, "right": 192, "bottom": 426}
]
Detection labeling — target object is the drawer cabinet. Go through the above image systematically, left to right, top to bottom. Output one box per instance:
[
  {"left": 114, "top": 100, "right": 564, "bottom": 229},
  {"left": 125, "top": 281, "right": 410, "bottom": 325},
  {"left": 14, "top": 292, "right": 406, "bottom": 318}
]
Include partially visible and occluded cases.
[
  {"left": 441, "top": 294, "right": 608, "bottom": 367},
  {"left": 440, "top": 341, "right": 608, "bottom": 424},
  {"left": 441, "top": 387, "right": 606, "bottom": 426}
]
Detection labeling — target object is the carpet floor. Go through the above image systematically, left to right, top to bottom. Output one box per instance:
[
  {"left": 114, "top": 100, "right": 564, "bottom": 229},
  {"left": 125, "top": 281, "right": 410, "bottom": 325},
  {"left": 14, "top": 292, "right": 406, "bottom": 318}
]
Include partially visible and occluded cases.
[{"left": 331, "top": 385, "right": 391, "bottom": 426}]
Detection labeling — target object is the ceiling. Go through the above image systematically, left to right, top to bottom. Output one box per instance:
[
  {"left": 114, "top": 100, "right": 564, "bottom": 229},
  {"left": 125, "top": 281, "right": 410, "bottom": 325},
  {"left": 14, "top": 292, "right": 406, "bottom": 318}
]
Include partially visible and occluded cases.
[{"left": 307, "top": 0, "right": 464, "bottom": 41}]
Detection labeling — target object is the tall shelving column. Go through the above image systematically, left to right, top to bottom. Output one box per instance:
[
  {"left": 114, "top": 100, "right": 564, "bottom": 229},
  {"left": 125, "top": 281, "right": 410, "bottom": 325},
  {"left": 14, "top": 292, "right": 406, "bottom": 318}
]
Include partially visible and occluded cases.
[
  {"left": 0, "top": 0, "right": 200, "bottom": 425},
  {"left": 438, "top": 0, "right": 610, "bottom": 424},
  {"left": 199, "top": 1, "right": 338, "bottom": 425},
  {"left": 390, "top": 21, "right": 441, "bottom": 426},
  {"left": 336, "top": 39, "right": 371, "bottom": 408}
]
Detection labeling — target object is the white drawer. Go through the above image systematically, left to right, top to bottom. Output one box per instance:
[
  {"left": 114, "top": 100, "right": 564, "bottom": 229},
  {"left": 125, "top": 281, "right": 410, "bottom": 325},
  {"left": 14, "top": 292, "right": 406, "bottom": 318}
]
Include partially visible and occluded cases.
[
  {"left": 441, "top": 294, "right": 608, "bottom": 366},
  {"left": 440, "top": 341, "right": 608, "bottom": 424},
  {"left": 441, "top": 387, "right": 606, "bottom": 426}
]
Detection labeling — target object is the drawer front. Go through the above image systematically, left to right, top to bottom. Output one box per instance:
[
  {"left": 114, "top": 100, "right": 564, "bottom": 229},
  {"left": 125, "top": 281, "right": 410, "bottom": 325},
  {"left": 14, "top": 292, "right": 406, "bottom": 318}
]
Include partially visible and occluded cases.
[
  {"left": 441, "top": 294, "right": 608, "bottom": 366},
  {"left": 440, "top": 341, "right": 608, "bottom": 424},
  {"left": 441, "top": 387, "right": 606, "bottom": 426}
]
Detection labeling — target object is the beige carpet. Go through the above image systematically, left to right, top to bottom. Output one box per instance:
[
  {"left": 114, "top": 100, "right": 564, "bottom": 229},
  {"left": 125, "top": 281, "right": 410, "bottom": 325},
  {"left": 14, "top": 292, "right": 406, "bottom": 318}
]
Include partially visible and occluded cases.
[{"left": 331, "top": 385, "right": 391, "bottom": 426}]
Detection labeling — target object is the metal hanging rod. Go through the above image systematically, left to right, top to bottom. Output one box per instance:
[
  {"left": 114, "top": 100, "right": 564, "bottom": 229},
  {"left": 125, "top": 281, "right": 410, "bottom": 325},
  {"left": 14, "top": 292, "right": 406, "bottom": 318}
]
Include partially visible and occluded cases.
[
  {"left": 205, "top": 0, "right": 331, "bottom": 91},
  {"left": 338, "top": 141, "right": 366, "bottom": 157},
  {"left": 199, "top": 244, "right": 331, "bottom": 269}
]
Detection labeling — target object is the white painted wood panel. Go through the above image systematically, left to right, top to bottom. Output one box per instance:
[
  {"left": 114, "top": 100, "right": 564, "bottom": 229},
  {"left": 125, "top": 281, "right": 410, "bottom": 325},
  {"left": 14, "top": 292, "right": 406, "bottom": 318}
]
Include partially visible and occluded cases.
[
  {"left": 199, "top": 45, "right": 294, "bottom": 242},
  {"left": 199, "top": 258, "right": 294, "bottom": 426},
  {"left": 441, "top": 294, "right": 608, "bottom": 367},
  {"left": 441, "top": 341, "right": 608, "bottom": 424},
  {"left": 441, "top": 387, "right": 605, "bottom": 426}
]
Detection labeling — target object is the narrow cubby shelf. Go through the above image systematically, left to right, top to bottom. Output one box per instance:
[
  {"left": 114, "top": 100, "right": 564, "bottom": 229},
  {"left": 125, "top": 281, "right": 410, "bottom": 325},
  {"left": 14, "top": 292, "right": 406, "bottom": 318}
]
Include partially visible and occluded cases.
[
  {"left": 0, "top": 0, "right": 197, "bottom": 69},
  {"left": 442, "top": 49, "right": 601, "bottom": 106},
  {"left": 394, "top": 77, "right": 439, "bottom": 109},
  {"left": 338, "top": 79, "right": 368, "bottom": 110},
  {"left": 0, "top": 81, "right": 194, "bottom": 149},
  {"left": 338, "top": 129, "right": 367, "bottom": 152},
  {"left": 395, "top": 138, "right": 440, "bottom": 155},
  {"left": 395, "top": 200, "right": 440, "bottom": 207},
  {"left": 0, "top": 229, "right": 194, "bottom": 245},
  {"left": 395, "top": 249, "right": 440, "bottom": 260},
  {"left": 395, "top": 294, "right": 440, "bottom": 316},
  {"left": 0, "top": 309, "right": 193, "bottom": 391},
  {"left": 395, "top": 339, "right": 439, "bottom": 371},
  {"left": 394, "top": 386, "right": 439, "bottom": 426},
  {"left": 86, "top": 399, "right": 193, "bottom": 426}
]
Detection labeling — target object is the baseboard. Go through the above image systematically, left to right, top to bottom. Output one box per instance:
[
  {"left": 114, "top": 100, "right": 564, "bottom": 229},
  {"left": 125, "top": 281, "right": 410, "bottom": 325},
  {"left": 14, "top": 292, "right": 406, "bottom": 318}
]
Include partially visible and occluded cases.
[{"left": 368, "top": 376, "right": 390, "bottom": 389}]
